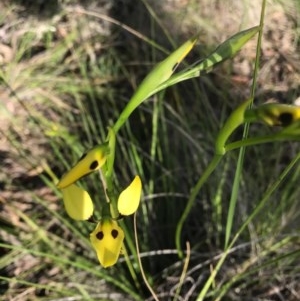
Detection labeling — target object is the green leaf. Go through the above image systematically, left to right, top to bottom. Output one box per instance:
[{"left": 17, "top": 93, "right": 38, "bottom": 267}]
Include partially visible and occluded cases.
[{"left": 112, "top": 36, "right": 198, "bottom": 133}]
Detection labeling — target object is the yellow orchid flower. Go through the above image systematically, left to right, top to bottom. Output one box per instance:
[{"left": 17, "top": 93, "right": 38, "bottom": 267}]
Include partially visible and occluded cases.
[
  {"left": 247, "top": 103, "right": 300, "bottom": 127},
  {"left": 57, "top": 143, "right": 109, "bottom": 189},
  {"left": 117, "top": 175, "right": 142, "bottom": 216},
  {"left": 61, "top": 184, "right": 94, "bottom": 220},
  {"left": 90, "top": 218, "right": 124, "bottom": 268}
]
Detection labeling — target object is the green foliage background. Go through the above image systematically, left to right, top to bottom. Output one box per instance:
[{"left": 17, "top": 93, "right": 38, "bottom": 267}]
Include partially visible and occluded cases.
[{"left": 1, "top": 0, "right": 300, "bottom": 300}]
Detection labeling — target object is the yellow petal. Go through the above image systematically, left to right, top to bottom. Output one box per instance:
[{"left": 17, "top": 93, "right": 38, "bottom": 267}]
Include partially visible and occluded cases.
[
  {"left": 57, "top": 144, "right": 109, "bottom": 189},
  {"left": 117, "top": 175, "right": 142, "bottom": 216},
  {"left": 62, "top": 184, "right": 94, "bottom": 220},
  {"left": 90, "top": 219, "right": 124, "bottom": 268}
]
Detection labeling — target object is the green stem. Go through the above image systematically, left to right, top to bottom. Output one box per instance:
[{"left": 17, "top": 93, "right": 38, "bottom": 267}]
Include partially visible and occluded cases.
[
  {"left": 224, "top": 0, "right": 266, "bottom": 249},
  {"left": 196, "top": 4, "right": 267, "bottom": 296},
  {"left": 215, "top": 98, "right": 253, "bottom": 155},
  {"left": 175, "top": 99, "right": 253, "bottom": 257},
  {"left": 105, "top": 127, "right": 116, "bottom": 187},
  {"left": 225, "top": 133, "right": 300, "bottom": 152},
  {"left": 176, "top": 154, "right": 223, "bottom": 257},
  {"left": 102, "top": 201, "right": 111, "bottom": 217}
]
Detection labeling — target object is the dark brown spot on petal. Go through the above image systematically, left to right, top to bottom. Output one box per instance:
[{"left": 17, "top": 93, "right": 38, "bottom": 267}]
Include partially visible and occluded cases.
[
  {"left": 278, "top": 112, "right": 294, "bottom": 126},
  {"left": 89, "top": 160, "right": 99, "bottom": 170},
  {"left": 111, "top": 229, "right": 118, "bottom": 239},
  {"left": 96, "top": 231, "right": 104, "bottom": 240}
]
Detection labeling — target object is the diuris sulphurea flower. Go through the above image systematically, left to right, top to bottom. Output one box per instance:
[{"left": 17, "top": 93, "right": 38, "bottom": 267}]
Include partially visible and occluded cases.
[
  {"left": 245, "top": 103, "right": 300, "bottom": 127},
  {"left": 56, "top": 141, "right": 142, "bottom": 267},
  {"left": 57, "top": 143, "right": 109, "bottom": 189},
  {"left": 57, "top": 152, "right": 142, "bottom": 267}
]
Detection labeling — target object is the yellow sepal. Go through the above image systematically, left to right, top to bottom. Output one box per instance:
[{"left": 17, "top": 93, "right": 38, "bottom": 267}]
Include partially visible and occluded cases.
[
  {"left": 57, "top": 144, "right": 109, "bottom": 189},
  {"left": 117, "top": 175, "right": 142, "bottom": 216},
  {"left": 61, "top": 184, "right": 94, "bottom": 220},
  {"left": 90, "top": 218, "right": 124, "bottom": 268}
]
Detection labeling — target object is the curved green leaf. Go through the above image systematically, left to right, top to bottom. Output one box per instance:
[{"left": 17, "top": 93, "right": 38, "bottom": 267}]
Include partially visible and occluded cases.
[{"left": 154, "top": 26, "right": 260, "bottom": 93}]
